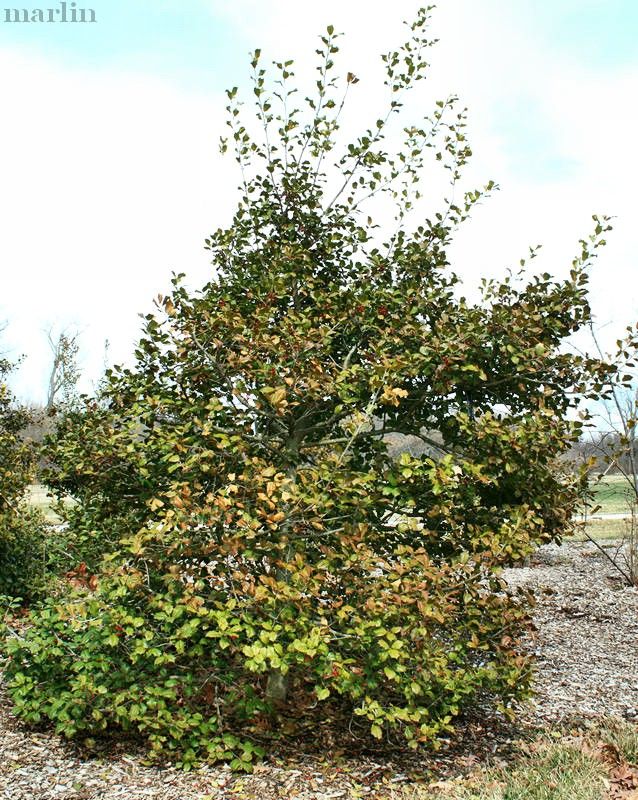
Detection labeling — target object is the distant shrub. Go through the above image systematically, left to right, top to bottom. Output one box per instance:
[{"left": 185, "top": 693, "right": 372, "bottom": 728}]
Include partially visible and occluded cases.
[
  {"left": 0, "top": 359, "right": 50, "bottom": 601},
  {"left": 1, "top": 512, "right": 39, "bottom": 597}
]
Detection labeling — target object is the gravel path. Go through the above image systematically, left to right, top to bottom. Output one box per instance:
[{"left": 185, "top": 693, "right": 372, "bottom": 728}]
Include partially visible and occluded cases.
[{"left": 1, "top": 541, "right": 636, "bottom": 799}]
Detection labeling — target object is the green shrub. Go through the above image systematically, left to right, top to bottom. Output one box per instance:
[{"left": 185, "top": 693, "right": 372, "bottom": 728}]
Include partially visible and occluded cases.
[
  {"left": 2, "top": 8, "right": 614, "bottom": 769},
  {"left": 0, "top": 357, "right": 52, "bottom": 601},
  {"left": 41, "top": 400, "right": 173, "bottom": 572},
  {"left": 0, "top": 507, "right": 50, "bottom": 600},
  {"left": 3, "top": 539, "right": 536, "bottom": 769}
]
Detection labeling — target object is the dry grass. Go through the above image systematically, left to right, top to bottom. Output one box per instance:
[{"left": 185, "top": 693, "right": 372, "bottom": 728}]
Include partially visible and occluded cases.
[
  {"left": 589, "top": 474, "right": 635, "bottom": 516},
  {"left": 575, "top": 517, "right": 632, "bottom": 541},
  {"left": 442, "top": 721, "right": 638, "bottom": 800},
  {"left": 455, "top": 742, "right": 607, "bottom": 799}
]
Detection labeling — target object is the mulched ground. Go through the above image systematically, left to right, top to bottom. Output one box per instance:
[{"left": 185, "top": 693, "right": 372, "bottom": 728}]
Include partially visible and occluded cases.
[
  {"left": 1, "top": 540, "right": 636, "bottom": 799},
  {"left": 504, "top": 541, "right": 638, "bottom": 726}
]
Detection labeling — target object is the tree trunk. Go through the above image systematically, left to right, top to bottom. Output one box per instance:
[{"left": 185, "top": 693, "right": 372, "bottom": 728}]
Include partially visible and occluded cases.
[{"left": 266, "top": 669, "right": 288, "bottom": 705}]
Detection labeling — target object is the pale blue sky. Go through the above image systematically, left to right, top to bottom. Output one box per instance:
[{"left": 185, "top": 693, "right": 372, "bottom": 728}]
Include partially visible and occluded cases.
[
  {"left": 1, "top": 0, "right": 637, "bottom": 402},
  {"left": 2, "top": 0, "right": 636, "bottom": 73},
  {"left": 532, "top": 0, "right": 638, "bottom": 67},
  {"left": 0, "top": 1, "right": 247, "bottom": 87}
]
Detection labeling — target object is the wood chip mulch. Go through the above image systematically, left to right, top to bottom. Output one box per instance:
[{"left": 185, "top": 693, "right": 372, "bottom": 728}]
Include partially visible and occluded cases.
[
  {"left": 1, "top": 541, "right": 636, "bottom": 799},
  {"left": 505, "top": 541, "right": 638, "bottom": 726}
]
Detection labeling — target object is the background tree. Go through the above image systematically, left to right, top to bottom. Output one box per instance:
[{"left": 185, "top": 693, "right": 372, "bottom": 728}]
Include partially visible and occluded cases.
[
  {"left": 3, "top": 8, "right": 613, "bottom": 769},
  {"left": 579, "top": 324, "right": 638, "bottom": 585},
  {"left": 46, "top": 329, "right": 80, "bottom": 411},
  {"left": 19, "top": 330, "right": 81, "bottom": 451}
]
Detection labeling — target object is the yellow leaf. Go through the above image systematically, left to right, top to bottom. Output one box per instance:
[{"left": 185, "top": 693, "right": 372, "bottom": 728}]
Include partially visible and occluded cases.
[
  {"left": 381, "top": 386, "right": 409, "bottom": 407},
  {"left": 269, "top": 387, "right": 287, "bottom": 407}
]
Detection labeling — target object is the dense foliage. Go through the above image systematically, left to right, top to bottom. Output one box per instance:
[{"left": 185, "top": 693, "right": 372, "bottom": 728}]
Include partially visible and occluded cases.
[
  {"left": 3, "top": 8, "right": 612, "bottom": 769},
  {"left": 0, "top": 356, "right": 49, "bottom": 600}
]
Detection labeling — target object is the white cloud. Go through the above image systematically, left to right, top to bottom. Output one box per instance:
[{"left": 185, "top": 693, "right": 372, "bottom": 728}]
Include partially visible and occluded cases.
[{"left": 0, "top": 48, "right": 237, "bottom": 400}]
